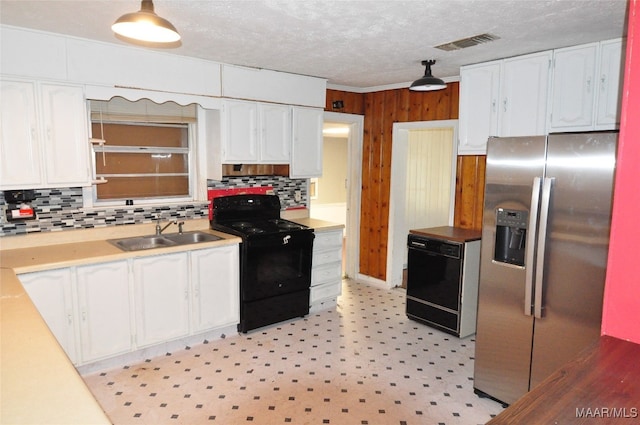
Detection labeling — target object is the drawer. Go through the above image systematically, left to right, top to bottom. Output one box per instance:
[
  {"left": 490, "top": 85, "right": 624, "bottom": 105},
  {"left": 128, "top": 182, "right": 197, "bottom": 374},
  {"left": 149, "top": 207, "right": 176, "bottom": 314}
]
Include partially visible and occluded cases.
[
  {"left": 314, "top": 230, "right": 343, "bottom": 250},
  {"left": 313, "top": 248, "right": 342, "bottom": 266},
  {"left": 312, "top": 262, "right": 342, "bottom": 286},
  {"left": 310, "top": 280, "right": 342, "bottom": 303}
]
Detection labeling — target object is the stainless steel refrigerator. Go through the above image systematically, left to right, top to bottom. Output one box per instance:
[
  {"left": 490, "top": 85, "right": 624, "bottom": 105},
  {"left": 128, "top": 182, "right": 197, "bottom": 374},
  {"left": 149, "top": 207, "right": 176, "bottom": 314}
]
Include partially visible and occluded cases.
[{"left": 473, "top": 132, "right": 617, "bottom": 406}]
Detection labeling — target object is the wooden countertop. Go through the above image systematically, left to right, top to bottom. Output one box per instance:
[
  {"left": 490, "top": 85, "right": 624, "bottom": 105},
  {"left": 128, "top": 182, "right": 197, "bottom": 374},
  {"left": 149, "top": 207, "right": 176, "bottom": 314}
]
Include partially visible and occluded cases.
[
  {"left": 409, "top": 226, "right": 482, "bottom": 243},
  {"left": 489, "top": 335, "right": 640, "bottom": 424}
]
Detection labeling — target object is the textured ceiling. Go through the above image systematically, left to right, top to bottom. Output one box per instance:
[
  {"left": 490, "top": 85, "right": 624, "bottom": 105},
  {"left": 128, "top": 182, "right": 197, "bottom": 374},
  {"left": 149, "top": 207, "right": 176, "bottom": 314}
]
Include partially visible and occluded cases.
[{"left": 0, "top": 0, "right": 629, "bottom": 90}]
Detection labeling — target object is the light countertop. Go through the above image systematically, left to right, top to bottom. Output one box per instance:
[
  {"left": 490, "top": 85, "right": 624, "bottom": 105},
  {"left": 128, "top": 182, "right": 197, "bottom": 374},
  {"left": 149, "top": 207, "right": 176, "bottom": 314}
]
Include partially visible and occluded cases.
[
  {"left": 0, "top": 217, "right": 341, "bottom": 424},
  {"left": 292, "top": 217, "right": 345, "bottom": 232},
  {"left": 0, "top": 219, "right": 240, "bottom": 425},
  {"left": 1, "top": 268, "right": 112, "bottom": 424}
]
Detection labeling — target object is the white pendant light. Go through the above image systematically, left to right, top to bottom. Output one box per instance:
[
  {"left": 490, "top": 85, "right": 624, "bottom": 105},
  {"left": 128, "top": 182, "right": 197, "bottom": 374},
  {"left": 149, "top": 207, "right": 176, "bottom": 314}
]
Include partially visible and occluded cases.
[
  {"left": 112, "top": 0, "right": 180, "bottom": 43},
  {"left": 409, "top": 60, "right": 447, "bottom": 91}
]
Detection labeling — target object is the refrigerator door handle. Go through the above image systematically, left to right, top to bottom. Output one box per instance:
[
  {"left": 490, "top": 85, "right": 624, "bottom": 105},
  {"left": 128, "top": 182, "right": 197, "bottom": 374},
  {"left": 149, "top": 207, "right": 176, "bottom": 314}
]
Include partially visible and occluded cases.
[
  {"left": 524, "top": 177, "right": 542, "bottom": 316},
  {"left": 534, "top": 177, "right": 554, "bottom": 319}
]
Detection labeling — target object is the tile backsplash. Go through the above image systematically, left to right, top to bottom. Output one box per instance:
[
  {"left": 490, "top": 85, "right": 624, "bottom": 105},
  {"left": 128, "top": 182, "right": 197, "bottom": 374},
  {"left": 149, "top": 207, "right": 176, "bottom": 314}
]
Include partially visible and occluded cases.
[{"left": 0, "top": 176, "right": 307, "bottom": 237}]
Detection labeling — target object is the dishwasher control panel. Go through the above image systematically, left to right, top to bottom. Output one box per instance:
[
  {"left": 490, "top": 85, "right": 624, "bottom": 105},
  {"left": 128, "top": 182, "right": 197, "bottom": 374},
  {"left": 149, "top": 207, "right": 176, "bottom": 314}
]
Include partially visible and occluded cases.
[{"left": 408, "top": 235, "right": 461, "bottom": 259}]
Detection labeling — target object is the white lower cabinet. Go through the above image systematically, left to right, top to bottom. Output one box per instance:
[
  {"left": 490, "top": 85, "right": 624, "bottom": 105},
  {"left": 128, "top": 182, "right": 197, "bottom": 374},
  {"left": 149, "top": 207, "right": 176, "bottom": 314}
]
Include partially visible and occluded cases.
[
  {"left": 310, "top": 228, "right": 343, "bottom": 308},
  {"left": 18, "top": 243, "right": 240, "bottom": 366},
  {"left": 190, "top": 245, "right": 239, "bottom": 332},
  {"left": 133, "top": 252, "right": 190, "bottom": 348},
  {"left": 76, "top": 260, "right": 132, "bottom": 363},
  {"left": 20, "top": 268, "right": 79, "bottom": 364}
]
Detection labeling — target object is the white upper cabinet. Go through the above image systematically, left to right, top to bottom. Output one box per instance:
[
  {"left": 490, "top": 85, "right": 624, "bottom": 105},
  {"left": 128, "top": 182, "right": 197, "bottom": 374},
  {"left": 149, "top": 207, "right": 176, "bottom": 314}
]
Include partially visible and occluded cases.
[
  {"left": 66, "top": 38, "right": 222, "bottom": 98},
  {"left": 460, "top": 38, "right": 624, "bottom": 153},
  {"left": 550, "top": 39, "right": 624, "bottom": 132},
  {"left": 595, "top": 39, "right": 625, "bottom": 129},
  {"left": 550, "top": 43, "right": 598, "bottom": 131},
  {"left": 459, "top": 51, "right": 551, "bottom": 154},
  {"left": 499, "top": 52, "right": 551, "bottom": 137},
  {"left": 458, "top": 61, "right": 501, "bottom": 155},
  {"left": 221, "top": 64, "right": 326, "bottom": 108},
  {"left": 0, "top": 79, "right": 91, "bottom": 189},
  {"left": 0, "top": 80, "right": 42, "bottom": 187},
  {"left": 39, "top": 84, "right": 91, "bottom": 186},
  {"left": 221, "top": 100, "right": 291, "bottom": 164},
  {"left": 222, "top": 100, "right": 259, "bottom": 162},
  {"left": 259, "top": 103, "right": 291, "bottom": 163},
  {"left": 291, "top": 106, "right": 324, "bottom": 178}
]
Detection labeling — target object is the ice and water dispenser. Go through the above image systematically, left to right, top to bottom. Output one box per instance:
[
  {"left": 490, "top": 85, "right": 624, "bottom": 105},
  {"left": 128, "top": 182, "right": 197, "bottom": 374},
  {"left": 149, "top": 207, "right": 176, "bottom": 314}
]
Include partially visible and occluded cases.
[{"left": 494, "top": 208, "right": 528, "bottom": 267}]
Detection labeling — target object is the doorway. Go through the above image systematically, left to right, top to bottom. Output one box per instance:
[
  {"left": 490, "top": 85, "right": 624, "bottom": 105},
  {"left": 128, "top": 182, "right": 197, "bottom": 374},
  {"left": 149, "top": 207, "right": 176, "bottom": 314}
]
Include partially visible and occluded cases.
[
  {"left": 311, "top": 111, "right": 363, "bottom": 280},
  {"left": 388, "top": 120, "right": 459, "bottom": 288}
]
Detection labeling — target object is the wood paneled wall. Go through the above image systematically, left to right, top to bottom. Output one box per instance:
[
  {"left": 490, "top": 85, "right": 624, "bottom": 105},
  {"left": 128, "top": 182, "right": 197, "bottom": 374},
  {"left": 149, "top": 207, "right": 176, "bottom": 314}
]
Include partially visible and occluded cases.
[
  {"left": 326, "top": 85, "right": 485, "bottom": 281},
  {"left": 325, "top": 90, "right": 365, "bottom": 115},
  {"left": 454, "top": 155, "right": 486, "bottom": 230}
]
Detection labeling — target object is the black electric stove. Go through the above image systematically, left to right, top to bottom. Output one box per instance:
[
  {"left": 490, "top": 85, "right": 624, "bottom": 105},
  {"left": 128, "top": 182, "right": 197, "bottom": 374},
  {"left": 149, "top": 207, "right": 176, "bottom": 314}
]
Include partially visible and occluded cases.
[{"left": 211, "top": 194, "right": 314, "bottom": 333}]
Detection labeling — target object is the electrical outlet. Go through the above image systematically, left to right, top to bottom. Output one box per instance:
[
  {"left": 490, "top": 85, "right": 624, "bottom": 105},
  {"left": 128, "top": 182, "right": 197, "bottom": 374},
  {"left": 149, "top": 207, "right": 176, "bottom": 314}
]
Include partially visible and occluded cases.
[{"left": 294, "top": 190, "right": 302, "bottom": 202}]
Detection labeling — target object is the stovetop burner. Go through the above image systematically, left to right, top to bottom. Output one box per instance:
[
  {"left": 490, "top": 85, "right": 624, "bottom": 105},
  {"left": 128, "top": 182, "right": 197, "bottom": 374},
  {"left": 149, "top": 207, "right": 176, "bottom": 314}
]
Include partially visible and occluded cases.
[
  {"left": 210, "top": 194, "right": 310, "bottom": 238},
  {"left": 220, "top": 218, "right": 306, "bottom": 236},
  {"left": 269, "top": 219, "right": 306, "bottom": 231}
]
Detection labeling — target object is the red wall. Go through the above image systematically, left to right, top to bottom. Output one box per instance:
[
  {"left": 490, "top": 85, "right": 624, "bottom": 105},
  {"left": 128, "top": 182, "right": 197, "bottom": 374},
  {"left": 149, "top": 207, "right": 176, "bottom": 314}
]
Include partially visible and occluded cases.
[{"left": 601, "top": 0, "right": 640, "bottom": 344}]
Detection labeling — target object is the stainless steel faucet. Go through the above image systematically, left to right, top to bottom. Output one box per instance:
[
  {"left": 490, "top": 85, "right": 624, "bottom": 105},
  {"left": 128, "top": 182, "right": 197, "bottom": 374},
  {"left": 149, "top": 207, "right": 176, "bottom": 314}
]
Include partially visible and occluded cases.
[{"left": 155, "top": 218, "right": 177, "bottom": 235}]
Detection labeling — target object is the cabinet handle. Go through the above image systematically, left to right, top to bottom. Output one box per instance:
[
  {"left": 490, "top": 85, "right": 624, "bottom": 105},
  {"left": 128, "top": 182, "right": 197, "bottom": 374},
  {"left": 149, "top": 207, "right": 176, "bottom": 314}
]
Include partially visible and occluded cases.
[
  {"left": 601, "top": 75, "right": 607, "bottom": 90},
  {"left": 586, "top": 77, "right": 592, "bottom": 93},
  {"left": 503, "top": 98, "right": 508, "bottom": 112},
  {"left": 492, "top": 100, "right": 497, "bottom": 113},
  {"left": 68, "top": 313, "right": 74, "bottom": 325}
]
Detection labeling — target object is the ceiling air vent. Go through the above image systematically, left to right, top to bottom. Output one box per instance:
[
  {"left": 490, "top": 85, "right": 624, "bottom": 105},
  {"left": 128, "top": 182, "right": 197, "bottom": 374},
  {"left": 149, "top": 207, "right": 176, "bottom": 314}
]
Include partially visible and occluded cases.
[{"left": 434, "top": 33, "right": 500, "bottom": 51}]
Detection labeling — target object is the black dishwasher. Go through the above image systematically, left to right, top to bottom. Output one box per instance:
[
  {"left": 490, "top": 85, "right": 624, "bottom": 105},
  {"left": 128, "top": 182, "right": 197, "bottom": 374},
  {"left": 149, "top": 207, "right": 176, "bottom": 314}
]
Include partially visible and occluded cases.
[{"left": 406, "top": 231, "right": 480, "bottom": 338}]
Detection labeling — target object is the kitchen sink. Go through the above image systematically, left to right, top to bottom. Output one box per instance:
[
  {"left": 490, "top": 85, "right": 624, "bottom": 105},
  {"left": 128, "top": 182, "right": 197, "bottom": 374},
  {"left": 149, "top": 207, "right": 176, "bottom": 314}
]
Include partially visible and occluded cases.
[
  {"left": 109, "top": 231, "right": 222, "bottom": 252},
  {"left": 163, "top": 231, "right": 222, "bottom": 245}
]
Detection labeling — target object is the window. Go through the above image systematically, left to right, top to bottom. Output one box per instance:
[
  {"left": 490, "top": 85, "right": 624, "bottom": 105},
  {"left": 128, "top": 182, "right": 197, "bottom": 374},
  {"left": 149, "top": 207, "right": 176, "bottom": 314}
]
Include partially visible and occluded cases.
[{"left": 88, "top": 98, "right": 197, "bottom": 205}]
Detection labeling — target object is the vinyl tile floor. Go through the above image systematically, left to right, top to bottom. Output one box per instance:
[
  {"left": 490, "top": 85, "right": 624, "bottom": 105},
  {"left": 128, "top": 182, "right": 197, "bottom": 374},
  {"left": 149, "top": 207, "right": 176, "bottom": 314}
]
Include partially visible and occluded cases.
[{"left": 83, "top": 280, "right": 504, "bottom": 425}]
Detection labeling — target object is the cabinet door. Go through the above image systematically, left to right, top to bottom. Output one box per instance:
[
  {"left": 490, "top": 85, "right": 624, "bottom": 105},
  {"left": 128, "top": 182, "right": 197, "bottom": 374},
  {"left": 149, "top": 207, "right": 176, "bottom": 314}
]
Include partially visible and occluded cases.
[
  {"left": 595, "top": 39, "right": 624, "bottom": 129},
  {"left": 550, "top": 43, "right": 598, "bottom": 131},
  {"left": 499, "top": 51, "right": 551, "bottom": 137},
  {"left": 458, "top": 61, "right": 501, "bottom": 155},
  {"left": 0, "top": 80, "right": 43, "bottom": 188},
  {"left": 39, "top": 84, "right": 91, "bottom": 186},
  {"left": 222, "top": 100, "right": 258, "bottom": 163},
  {"left": 259, "top": 103, "right": 291, "bottom": 163},
  {"left": 291, "top": 106, "right": 323, "bottom": 177},
  {"left": 190, "top": 245, "right": 240, "bottom": 332},
  {"left": 133, "top": 253, "right": 190, "bottom": 347},
  {"left": 76, "top": 261, "right": 132, "bottom": 363},
  {"left": 19, "top": 269, "right": 79, "bottom": 364}
]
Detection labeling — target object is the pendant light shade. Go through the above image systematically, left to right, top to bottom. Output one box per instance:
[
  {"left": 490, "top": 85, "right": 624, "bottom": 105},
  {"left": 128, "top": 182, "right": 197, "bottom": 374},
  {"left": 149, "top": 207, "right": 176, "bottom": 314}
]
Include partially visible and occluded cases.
[
  {"left": 112, "top": 0, "right": 180, "bottom": 43},
  {"left": 409, "top": 60, "right": 447, "bottom": 91}
]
